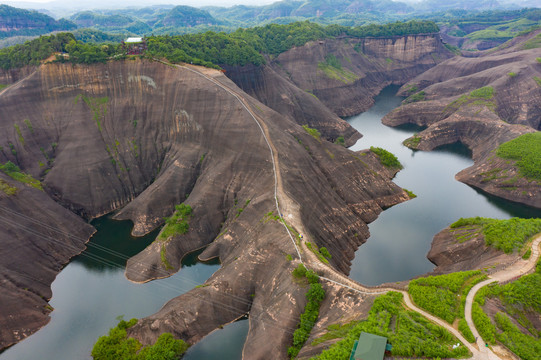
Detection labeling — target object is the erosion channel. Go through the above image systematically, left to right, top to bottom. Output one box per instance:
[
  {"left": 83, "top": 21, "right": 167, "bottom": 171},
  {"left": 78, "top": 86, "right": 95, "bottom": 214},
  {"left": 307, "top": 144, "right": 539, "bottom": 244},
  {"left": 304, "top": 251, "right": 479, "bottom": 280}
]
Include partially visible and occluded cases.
[{"left": 2, "top": 85, "right": 541, "bottom": 360}]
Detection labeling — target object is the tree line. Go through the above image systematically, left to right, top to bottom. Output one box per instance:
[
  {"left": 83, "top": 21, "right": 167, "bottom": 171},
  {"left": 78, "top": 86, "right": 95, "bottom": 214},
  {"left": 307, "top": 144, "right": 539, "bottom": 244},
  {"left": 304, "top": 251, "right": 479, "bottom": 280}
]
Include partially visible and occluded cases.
[{"left": 0, "top": 20, "right": 439, "bottom": 70}]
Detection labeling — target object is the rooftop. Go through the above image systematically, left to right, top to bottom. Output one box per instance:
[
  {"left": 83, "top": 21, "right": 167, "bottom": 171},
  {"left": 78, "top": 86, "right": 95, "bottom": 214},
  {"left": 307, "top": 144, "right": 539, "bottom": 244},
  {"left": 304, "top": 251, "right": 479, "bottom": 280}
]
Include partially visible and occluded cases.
[{"left": 125, "top": 37, "right": 143, "bottom": 43}]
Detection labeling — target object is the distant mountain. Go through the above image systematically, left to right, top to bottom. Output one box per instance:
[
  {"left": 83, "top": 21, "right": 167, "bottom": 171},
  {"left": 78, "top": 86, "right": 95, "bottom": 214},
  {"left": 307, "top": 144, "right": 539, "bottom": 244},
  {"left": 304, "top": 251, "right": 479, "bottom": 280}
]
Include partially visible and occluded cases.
[
  {"left": 0, "top": 4, "right": 76, "bottom": 39},
  {"left": 156, "top": 6, "right": 220, "bottom": 28},
  {"left": 69, "top": 11, "right": 151, "bottom": 35}
]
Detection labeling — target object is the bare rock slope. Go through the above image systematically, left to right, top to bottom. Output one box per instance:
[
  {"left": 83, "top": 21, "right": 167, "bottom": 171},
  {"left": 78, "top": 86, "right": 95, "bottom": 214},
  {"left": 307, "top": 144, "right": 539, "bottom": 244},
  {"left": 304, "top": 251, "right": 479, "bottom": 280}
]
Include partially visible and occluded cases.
[
  {"left": 383, "top": 29, "right": 541, "bottom": 208},
  {"left": 0, "top": 59, "right": 409, "bottom": 354}
]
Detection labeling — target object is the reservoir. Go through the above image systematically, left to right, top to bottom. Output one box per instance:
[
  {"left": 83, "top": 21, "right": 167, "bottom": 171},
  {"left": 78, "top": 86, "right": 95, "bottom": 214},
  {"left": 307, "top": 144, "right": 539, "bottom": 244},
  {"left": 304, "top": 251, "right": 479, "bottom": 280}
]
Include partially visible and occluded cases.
[
  {"left": 2, "top": 85, "right": 540, "bottom": 359},
  {"left": 347, "top": 85, "right": 541, "bottom": 286},
  {"left": 0, "top": 215, "right": 248, "bottom": 360}
]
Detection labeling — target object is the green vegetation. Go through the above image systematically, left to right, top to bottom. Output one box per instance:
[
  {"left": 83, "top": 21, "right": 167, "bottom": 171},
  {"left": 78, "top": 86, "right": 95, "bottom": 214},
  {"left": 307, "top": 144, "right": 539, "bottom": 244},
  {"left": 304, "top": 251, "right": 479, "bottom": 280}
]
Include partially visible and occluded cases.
[
  {"left": 0, "top": 5, "right": 76, "bottom": 39},
  {"left": 0, "top": 20, "right": 438, "bottom": 70},
  {"left": 522, "top": 33, "right": 541, "bottom": 50},
  {"left": 317, "top": 53, "right": 358, "bottom": 83},
  {"left": 537, "top": 57, "right": 541, "bottom": 63},
  {"left": 508, "top": 72, "right": 517, "bottom": 77},
  {"left": 534, "top": 76, "right": 541, "bottom": 87},
  {"left": 0, "top": 84, "right": 7, "bottom": 91},
  {"left": 445, "top": 86, "right": 496, "bottom": 113},
  {"left": 402, "top": 90, "right": 425, "bottom": 104},
  {"left": 76, "top": 95, "right": 109, "bottom": 131},
  {"left": 23, "top": 119, "right": 33, "bottom": 133},
  {"left": 14, "top": 124, "right": 24, "bottom": 145},
  {"left": 302, "top": 125, "right": 321, "bottom": 141},
  {"left": 497, "top": 132, "right": 541, "bottom": 181},
  {"left": 403, "top": 134, "right": 421, "bottom": 149},
  {"left": 334, "top": 136, "right": 345, "bottom": 147},
  {"left": 370, "top": 146, "right": 402, "bottom": 169},
  {"left": 0, "top": 161, "right": 42, "bottom": 190},
  {"left": 0, "top": 178, "right": 17, "bottom": 195},
  {"left": 404, "top": 189, "right": 417, "bottom": 198},
  {"left": 159, "top": 203, "right": 193, "bottom": 240},
  {"left": 451, "top": 217, "right": 541, "bottom": 254},
  {"left": 306, "top": 242, "right": 330, "bottom": 264},
  {"left": 160, "top": 244, "right": 173, "bottom": 270},
  {"left": 523, "top": 248, "right": 532, "bottom": 259},
  {"left": 472, "top": 264, "right": 541, "bottom": 359},
  {"left": 288, "top": 266, "right": 325, "bottom": 359},
  {"left": 409, "top": 271, "right": 486, "bottom": 324},
  {"left": 311, "top": 292, "right": 469, "bottom": 359},
  {"left": 91, "top": 318, "right": 188, "bottom": 360},
  {"left": 458, "top": 318, "right": 476, "bottom": 343},
  {"left": 311, "top": 321, "right": 361, "bottom": 346}
]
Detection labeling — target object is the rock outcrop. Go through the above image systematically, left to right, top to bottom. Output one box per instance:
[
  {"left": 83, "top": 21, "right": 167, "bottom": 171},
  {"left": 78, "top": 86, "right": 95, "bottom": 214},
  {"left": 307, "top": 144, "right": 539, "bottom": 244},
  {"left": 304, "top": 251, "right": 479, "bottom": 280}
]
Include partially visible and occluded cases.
[
  {"left": 383, "top": 29, "right": 541, "bottom": 208},
  {"left": 225, "top": 34, "right": 453, "bottom": 146},
  {"left": 0, "top": 58, "right": 409, "bottom": 355}
]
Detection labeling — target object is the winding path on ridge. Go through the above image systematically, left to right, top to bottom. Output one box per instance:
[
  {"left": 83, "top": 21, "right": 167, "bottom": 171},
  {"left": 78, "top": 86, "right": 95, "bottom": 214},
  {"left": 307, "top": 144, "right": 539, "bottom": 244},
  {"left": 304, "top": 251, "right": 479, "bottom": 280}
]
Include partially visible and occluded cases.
[
  {"left": 170, "top": 62, "right": 540, "bottom": 360},
  {"left": 465, "top": 234, "right": 541, "bottom": 360}
]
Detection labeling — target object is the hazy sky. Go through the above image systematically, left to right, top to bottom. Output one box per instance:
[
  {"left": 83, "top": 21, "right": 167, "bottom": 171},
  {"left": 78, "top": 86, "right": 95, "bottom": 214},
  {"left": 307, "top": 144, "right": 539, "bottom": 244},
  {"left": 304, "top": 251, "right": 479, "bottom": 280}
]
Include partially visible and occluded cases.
[{"left": 0, "top": 0, "right": 279, "bottom": 8}]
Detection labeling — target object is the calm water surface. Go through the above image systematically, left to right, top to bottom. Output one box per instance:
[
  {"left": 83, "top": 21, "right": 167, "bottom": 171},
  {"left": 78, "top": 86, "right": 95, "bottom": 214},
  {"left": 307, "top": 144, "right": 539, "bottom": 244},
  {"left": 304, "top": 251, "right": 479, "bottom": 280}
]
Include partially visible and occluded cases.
[
  {"left": 3, "top": 85, "right": 540, "bottom": 360},
  {"left": 347, "top": 86, "right": 541, "bottom": 286},
  {"left": 1, "top": 215, "right": 248, "bottom": 360}
]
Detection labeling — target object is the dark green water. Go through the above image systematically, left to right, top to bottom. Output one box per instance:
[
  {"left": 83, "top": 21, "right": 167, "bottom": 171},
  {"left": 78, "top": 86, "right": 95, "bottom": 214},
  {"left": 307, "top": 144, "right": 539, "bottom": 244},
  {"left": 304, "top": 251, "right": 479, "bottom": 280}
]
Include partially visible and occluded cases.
[
  {"left": 3, "top": 85, "right": 540, "bottom": 359},
  {"left": 347, "top": 86, "right": 541, "bottom": 286},
  {"left": 1, "top": 215, "right": 248, "bottom": 360}
]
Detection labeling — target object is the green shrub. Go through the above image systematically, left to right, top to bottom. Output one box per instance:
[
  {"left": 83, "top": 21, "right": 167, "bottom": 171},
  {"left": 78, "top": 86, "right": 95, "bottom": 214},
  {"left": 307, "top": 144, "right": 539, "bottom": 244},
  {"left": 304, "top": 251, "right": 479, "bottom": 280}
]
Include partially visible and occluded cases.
[
  {"left": 537, "top": 57, "right": 541, "bottom": 63},
  {"left": 508, "top": 72, "right": 518, "bottom": 77},
  {"left": 535, "top": 76, "right": 541, "bottom": 87},
  {"left": 403, "top": 91, "right": 426, "bottom": 104},
  {"left": 302, "top": 125, "right": 321, "bottom": 141},
  {"left": 497, "top": 132, "right": 541, "bottom": 180},
  {"left": 334, "top": 136, "right": 345, "bottom": 147},
  {"left": 370, "top": 147, "right": 402, "bottom": 169},
  {"left": 0, "top": 161, "right": 42, "bottom": 190},
  {"left": 0, "top": 178, "right": 17, "bottom": 195},
  {"left": 404, "top": 189, "right": 417, "bottom": 198},
  {"left": 159, "top": 203, "right": 192, "bottom": 240},
  {"left": 450, "top": 217, "right": 541, "bottom": 254},
  {"left": 522, "top": 248, "right": 532, "bottom": 259},
  {"left": 292, "top": 263, "right": 308, "bottom": 279},
  {"left": 289, "top": 269, "right": 324, "bottom": 358},
  {"left": 409, "top": 271, "right": 483, "bottom": 323},
  {"left": 312, "top": 292, "right": 469, "bottom": 359},
  {"left": 472, "top": 302, "right": 496, "bottom": 344},
  {"left": 495, "top": 313, "right": 541, "bottom": 360},
  {"left": 458, "top": 318, "right": 476, "bottom": 343},
  {"left": 92, "top": 319, "right": 187, "bottom": 360}
]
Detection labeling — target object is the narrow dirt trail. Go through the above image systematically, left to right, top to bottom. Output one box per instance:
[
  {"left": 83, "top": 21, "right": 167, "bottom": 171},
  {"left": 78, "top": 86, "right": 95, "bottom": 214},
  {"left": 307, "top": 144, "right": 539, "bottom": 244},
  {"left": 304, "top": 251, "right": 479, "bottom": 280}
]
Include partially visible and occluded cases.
[
  {"left": 169, "top": 62, "right": 540, "bottom": 360},
  {"left": 464, "top": 234, "right": 541, "bottom": 360}
]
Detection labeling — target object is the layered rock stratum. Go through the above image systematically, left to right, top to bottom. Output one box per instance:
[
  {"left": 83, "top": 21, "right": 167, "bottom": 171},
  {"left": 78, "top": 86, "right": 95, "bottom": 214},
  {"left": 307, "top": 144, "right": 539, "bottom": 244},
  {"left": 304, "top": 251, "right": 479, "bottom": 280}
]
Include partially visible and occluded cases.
[
  {"left": 383, "top": 29, "right": 541, "bottom": 209},
  {"left": 0, "top": 57, "right": 411, "bottom": 354}
]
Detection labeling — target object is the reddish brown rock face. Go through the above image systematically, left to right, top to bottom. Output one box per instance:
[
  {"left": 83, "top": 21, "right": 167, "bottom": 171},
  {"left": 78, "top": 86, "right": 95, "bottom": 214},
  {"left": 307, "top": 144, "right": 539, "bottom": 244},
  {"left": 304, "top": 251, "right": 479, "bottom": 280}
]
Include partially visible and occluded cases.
[
  {"left": 383, "top": 29, "right": 541, "bottom": 209},
  {"left": 0, "top": 58, "right": 409, "bottom": 354}
]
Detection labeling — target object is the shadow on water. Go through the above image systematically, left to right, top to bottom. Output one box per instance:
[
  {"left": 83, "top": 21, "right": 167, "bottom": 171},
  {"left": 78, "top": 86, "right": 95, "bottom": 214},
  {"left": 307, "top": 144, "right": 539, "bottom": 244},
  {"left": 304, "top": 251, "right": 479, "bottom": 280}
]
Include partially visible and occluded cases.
[{"left": 432, "top": 142, "right": 473, "bottom": 160}]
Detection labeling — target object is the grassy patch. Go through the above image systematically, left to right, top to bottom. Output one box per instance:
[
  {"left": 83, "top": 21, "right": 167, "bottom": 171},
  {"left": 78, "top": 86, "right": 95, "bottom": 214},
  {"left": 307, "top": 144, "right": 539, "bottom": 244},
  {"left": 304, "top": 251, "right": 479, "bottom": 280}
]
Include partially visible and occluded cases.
[
  {"left": 522, "top": 33, "right": 541, "bottom": 49},
  {"left": 317, "top": 55, "right": 359, "bottom": 84},
  {"left": 508, "top": 72, "right": 518, "bottom": 77},
  {"left": 534, "top": 76, "right": 541, "bottom": 87},
  {"left": 0, "top": 84, "right": 7, "bottom": 91},
  {"left": 445, "top": 86, "right": 496, "bottom": 113},
  {"left": 403, "top": 91, "right": 426, "bottom": 104},
  {"left": 76, "top": 94, "right": 109, "bottom": 131},
  {"left": 302, "top": 125, "right": 321, "bottom": 141},
  {"left": 496, "top": 132, "right": 541, "bottom": 181},
  {"left": 403, "top": 134, "right": 421, "bottom": 149},
  {"left": 334, "top": 136, "right": 345, "bottom": 147},
  {"left": 370, "top": 146, "right": 402, "bottom": 169},
  {"left": 0, "top": 161, "right": 42, "bottom": 190},
  {"left": 0, "top": 178, "right": 17, "bottom": 195},
  {"left": 404, "top": 189, "right": 417, "bottom": 198},
  {"left": 158, "top": 203, "right": 192, "bottom": 240},
  {"left": 451, "top": 217, "right": 541, "bottom": 254},
  {"left": 306, "top": 242, "right": 330, "bottom": 264},
  {"left": 160, "top": 243, "right": 173, "bottom": 270},
  {"left": 473, "top": 265, "right": 541, "bottom": 359},
  {"left": 288, "top": 267, "right": 325, "bottom": 359},
  {"left": 409, "top": 270, "right": 486, "bottom": 324},
  {"left": 311, "top": 292, "right": 470, "bottom": 359},
  {"left": 92, "top": 318, "right": 188, "bottom": 360},
  {"left": 311, "top": 321, "right": 361, "bottom": 346}
]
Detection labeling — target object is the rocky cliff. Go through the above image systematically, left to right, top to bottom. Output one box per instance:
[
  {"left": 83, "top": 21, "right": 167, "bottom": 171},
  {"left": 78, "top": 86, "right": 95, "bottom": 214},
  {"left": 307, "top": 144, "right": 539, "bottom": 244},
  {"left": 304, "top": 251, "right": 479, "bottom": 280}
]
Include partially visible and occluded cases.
[
  {"left": 383, "top": 29, "right": 541, "bottom": 208},
  {"left": 225, "top": 34, "right": 453, "bottom": 146},
  {"left": 0, "top": 59, "right": 409, "bottom": 355}
]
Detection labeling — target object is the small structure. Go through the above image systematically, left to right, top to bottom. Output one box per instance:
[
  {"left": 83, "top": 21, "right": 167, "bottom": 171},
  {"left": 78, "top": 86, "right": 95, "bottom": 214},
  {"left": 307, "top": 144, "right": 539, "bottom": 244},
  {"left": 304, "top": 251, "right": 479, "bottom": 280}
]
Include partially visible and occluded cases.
[
  {"left": 122, "top": 37, "right": 147, "bottom": 55},
  {"left": 349, "top": 332, "right": 390, "bottom": 360}
]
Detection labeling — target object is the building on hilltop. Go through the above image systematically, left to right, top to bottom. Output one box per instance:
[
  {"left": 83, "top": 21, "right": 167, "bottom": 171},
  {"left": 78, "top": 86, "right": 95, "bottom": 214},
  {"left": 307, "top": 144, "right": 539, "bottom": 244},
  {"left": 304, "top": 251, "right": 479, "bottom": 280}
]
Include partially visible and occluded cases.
[{"left": 122, "top": 37, "right": 147, "bottom": 55}]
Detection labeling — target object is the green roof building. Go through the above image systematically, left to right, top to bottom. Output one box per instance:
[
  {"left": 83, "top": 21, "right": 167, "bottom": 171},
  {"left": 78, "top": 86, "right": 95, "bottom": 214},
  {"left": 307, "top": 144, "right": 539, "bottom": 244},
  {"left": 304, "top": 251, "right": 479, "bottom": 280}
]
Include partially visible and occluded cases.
[{"left": 349, "top": 332, "right": 390, "bottom": 360}]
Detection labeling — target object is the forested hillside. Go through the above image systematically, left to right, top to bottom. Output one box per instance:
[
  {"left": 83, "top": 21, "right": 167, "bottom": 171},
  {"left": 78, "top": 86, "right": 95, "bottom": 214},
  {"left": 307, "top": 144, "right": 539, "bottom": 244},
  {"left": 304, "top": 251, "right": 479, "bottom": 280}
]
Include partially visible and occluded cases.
[{"left": 0, "top": 5, "right": 75, "bottom": 39}]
